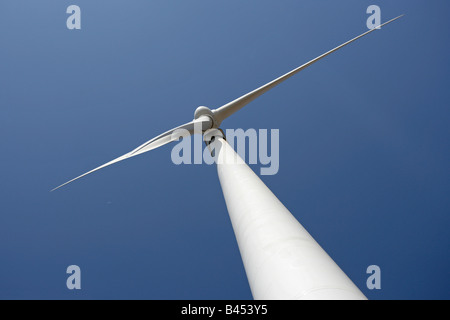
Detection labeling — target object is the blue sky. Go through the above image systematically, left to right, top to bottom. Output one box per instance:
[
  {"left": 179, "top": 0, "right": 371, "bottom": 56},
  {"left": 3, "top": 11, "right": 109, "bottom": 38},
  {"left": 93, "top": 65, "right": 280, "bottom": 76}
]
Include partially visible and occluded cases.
[{"left": 1, "top": 1, "right": 449, "bottom": 299}]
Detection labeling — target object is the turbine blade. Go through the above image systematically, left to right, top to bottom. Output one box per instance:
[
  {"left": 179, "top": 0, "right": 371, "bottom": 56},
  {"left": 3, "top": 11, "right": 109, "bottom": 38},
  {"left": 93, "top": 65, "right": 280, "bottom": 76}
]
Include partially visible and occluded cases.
[
  {"left": 212, "top": 15, "right": 404, "bottom": 124},
  {"left": 51, "top": 116, "right": 212, "bottom": 191},
  {"left": 129, "top": 116, "right": 212, "bottom": 157},
  {"left": 50, "top": 154, "right": 131, "bottom": 192}
]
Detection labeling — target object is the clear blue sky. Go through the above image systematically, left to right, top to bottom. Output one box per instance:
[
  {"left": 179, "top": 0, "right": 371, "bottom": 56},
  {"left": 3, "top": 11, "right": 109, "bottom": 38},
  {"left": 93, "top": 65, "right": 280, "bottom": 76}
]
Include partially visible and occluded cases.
[{"left": 1, "top": 1, "right": 449, "bottom": 300}]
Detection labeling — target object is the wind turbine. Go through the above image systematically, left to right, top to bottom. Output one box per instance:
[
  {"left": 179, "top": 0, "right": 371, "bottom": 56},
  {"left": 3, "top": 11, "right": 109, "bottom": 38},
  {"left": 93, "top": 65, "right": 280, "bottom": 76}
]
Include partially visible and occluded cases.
[{"left": 52, "top": 16, "right": 403, "bottom": 299}]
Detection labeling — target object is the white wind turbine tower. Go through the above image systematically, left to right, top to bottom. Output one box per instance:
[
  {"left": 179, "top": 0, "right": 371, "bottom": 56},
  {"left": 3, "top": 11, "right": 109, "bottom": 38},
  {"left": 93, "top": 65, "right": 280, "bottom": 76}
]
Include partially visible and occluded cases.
[{"left": 53, "top": 16, "right": 403, "bottom": 300}]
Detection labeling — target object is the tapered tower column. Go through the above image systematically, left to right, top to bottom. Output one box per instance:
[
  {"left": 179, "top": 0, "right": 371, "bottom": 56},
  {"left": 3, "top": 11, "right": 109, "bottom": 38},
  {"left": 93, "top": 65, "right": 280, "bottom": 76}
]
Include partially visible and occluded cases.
[{"left": 207, "top": 130, "right": 366, "bottom": 300}]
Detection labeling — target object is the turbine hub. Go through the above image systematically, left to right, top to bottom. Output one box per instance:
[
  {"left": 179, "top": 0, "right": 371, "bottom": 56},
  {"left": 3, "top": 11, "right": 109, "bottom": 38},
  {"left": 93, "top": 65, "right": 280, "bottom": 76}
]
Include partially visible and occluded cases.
[{"left": 194, "top": 106, "right": 218, "bottom": 128}]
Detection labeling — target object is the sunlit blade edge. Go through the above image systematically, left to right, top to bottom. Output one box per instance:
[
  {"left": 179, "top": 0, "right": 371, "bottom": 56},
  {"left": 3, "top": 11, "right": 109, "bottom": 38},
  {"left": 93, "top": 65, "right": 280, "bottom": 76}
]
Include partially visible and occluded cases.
[{"left": 213, "top": 15, "right": 404, "bottom": 123}]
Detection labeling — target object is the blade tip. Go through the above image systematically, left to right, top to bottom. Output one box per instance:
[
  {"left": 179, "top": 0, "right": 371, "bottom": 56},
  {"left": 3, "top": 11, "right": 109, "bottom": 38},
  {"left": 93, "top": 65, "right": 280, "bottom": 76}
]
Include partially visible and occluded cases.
[
  {"left": 392, "top": 14, "right": 406, "bottom": 22},
  {"left": 50, "top": 186, "right": 62, "bottom": 192}
]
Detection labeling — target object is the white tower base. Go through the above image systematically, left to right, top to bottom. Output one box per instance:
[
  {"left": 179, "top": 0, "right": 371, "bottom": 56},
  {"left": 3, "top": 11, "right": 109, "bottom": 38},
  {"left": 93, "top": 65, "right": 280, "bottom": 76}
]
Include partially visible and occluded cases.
[{"left": 209, "top": 133, "right": 367, "bottom": 300}]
